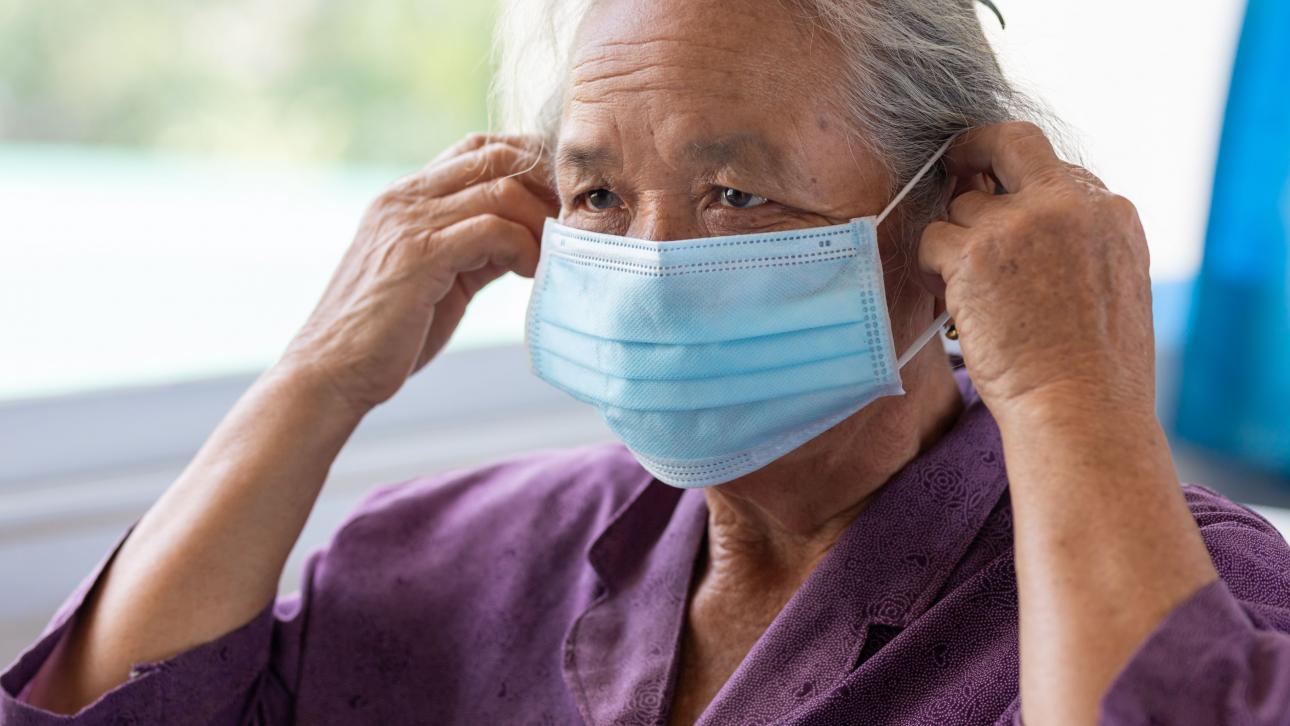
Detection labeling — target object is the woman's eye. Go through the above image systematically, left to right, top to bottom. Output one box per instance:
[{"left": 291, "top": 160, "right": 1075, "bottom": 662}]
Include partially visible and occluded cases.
[
  {"left": 720, "top": 187, "right": 768, "bottom": 209},
  {"left": 584, "top": 188, "right": 622, "bottom": 210}
]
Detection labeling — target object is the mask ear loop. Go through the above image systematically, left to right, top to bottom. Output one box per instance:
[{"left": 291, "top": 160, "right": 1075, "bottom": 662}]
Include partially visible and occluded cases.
[
  {"left": 876, "top": 133, "right": 961, "bottom": 369},
  {"left": 876, "top": 134, "right": 959, "bottom": 226},
  {"left": 896, "top": 310, "right": 953, "bottom": 369}
]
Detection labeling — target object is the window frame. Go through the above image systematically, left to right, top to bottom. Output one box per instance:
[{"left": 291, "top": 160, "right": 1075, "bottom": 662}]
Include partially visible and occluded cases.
[{"left": 0, "top": 343, "right": 562, "bottom": 490}]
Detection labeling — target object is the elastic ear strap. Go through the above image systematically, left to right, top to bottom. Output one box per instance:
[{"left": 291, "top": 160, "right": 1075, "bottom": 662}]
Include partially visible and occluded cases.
[
  {"left": 876, "top": 134, "right": 960, "bottom": 226},
  {"left": 896, "top": 310, "right": 952, "bottom": 369}
]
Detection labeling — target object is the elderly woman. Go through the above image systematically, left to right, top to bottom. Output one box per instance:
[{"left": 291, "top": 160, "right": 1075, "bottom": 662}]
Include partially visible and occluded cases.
[{"left": 6, "top": 0, "right": 1290, "bottom": 724}]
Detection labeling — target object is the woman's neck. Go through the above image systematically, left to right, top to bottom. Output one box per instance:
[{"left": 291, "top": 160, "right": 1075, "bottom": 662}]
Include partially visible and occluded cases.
[
  {"left": 667, "top": 354, "right": 963, "bottom": 726},
  {"left": 700, "top": 355, "right": 963, "bottom": 587}
]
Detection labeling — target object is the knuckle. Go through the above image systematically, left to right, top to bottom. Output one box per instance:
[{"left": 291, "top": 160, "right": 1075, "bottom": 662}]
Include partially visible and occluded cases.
[
  {"left": 462, "top": 131, "right": 490, "bottom": 148},
  {"left": 480, "top": 142, "right": 521, "bottom": 168},
  {"left": 488, "top": 177, "right": 526, "bottom": 207},
  {"left": 377, "top": 178, "right": 417, "bottom": 204},
  {"left": 366, "top": 190, "right": 411, "bottom": 224},
  {"left": 948, "top": 191, "right": 983, "bottom": 216},
  {"left": 1106, "top": 193, "right": 1140, "bottom": 221},
  {"left": 471, "top": 212, "right": 507, "bottom": 234},
  {"left": 922, "top": 219, "right": 952, "bottom": 238},
  {"left": 919, "top": 223, "right": 949, "bottom": 260},
  {"left": 409, "top": 226, "right": 436, "bottom": 248},
  {"left": 381, "top": 236, "right": 420, "bottom": 268}
]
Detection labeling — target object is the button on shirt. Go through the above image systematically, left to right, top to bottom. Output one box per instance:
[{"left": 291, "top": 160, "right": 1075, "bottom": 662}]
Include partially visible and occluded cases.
[{"left": 4, "top": 373, "right": 1290, "bottom": 724}]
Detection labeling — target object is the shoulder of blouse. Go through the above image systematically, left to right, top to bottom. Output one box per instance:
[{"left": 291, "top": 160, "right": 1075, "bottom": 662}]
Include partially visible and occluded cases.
[
  {"left": 314, "top": 441, "right": 656, "bottom": 575},
  {"left": 1181, "top": 483, "right": 1290, "bottom": 614}
]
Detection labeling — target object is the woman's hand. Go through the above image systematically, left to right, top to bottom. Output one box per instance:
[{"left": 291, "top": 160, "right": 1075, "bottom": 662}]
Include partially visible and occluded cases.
[
  {"left": 919, "top": 122, "right": 1155, "bottom": 421},
  {"left": 919, "top": 122, "right": 1217, "bottom": 725},
  {"left": 282, "top": 133, "right": 558, "bottom": 416},
  {"left": 25, "top": 134, "right": 558, "bottom": 715}
]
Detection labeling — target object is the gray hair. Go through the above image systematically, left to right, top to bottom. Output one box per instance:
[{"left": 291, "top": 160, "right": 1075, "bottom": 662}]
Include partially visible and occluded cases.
[{"left": 493, "top": 0, "right": 1051, "bottom": 226}]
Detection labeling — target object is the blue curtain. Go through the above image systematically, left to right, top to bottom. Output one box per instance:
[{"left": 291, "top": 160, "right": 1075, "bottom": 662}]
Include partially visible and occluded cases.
[{"left": 1177, "top": 0, "right": 1290, "bottom": 474}]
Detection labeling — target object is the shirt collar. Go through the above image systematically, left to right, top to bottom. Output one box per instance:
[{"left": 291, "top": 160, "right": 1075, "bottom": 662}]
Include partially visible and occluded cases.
[
  {"left": 564, "top": 370, "right": 1010, "bottom": 725},
  {"left": 562, "top": 468, "right": 706, "bottom": 726}
]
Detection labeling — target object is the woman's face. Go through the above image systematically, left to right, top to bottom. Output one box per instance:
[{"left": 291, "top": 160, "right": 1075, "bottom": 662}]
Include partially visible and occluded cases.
[
  {"left": 552, "top": 0, "right": 940, "bottom": 481},
  {"left": 554, "top": 0, "right": 894, "bottom": 242}
]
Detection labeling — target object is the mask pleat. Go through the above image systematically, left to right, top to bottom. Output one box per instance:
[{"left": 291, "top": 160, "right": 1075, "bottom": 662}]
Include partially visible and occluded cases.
[
  {"left": 525, "top": 139, "right": 956, "bottom": 487},
  {"left": 524, "top": 216, "right": 909, "bottom": 487},
  {"left": 537, "top": 251, "right": 882, "bottom": 344},
  {"left": 530, "top": 318, "right": 874, "bottom": 379},
  {"left": 532, "top": 345, "right": 891, "bottom": 410},
  {"left": 603, "top": 383, "right": 899, "bottom": 463}
]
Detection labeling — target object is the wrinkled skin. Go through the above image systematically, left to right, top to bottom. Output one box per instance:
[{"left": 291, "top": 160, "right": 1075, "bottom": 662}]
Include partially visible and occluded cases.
[
  {"left": 30, "top": 0, "right": 1216, "bottom": 724},
  {"left": 547, "top": 3, "right": 1208, "bottom": 725},
  {"left": 554, "top": 4, "right": 962, "bottom": 721},
  {"left": 921, "top": 125, "right": 1157, "bottom": 417},
  {"left": 282, "top": 134, "right": 559, "bottom": 413}
]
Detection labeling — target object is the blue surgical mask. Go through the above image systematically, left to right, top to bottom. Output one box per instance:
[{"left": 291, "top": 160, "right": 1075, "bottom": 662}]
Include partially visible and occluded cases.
[{"left": 525, "top": 139, "right": 954, "bottom": 488}]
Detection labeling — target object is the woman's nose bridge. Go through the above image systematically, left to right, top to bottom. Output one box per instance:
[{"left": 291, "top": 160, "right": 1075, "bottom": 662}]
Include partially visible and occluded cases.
[{"left": 626, "top": 199, "right": 704, "bottom": 242}]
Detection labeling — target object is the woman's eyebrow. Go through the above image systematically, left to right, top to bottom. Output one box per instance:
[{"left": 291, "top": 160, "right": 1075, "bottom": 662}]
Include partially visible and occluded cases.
[
  {"left": 556, "top": 133, "right": 791, "bottom": 181},
  {"left": 684, "top": 133, "right": 787, "bottom": 179},
  {"left": 556, "top": 143, "right": 620, "bottom": 177}
]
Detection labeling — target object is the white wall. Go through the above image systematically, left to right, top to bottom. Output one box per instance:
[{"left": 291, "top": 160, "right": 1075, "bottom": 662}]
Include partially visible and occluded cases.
[{"left": 982, "top": 1, "right": 1243, "bottom": 281}]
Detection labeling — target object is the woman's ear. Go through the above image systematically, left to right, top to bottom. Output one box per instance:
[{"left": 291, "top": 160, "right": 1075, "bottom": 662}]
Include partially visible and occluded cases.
[
  {"left": 933, "top": 166, "right": 990, "bottom": 220},
  {"left": 934, "top": 168, "right": 1003, "bottom": 224},
  {"left": 950, "top": 170, "right": 996, "bottom": 198}
]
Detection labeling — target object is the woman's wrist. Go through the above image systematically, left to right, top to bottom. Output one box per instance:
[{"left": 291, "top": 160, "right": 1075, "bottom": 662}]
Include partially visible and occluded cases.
[
  {"left": 260, "top": 358, "right": 374, "bottom": 430},
  {"left": 992, "top": 381, "right": 1160, "bottom": 447},
  {"left": 992, "top": 381, "right": 1176, "bottom": 508}
]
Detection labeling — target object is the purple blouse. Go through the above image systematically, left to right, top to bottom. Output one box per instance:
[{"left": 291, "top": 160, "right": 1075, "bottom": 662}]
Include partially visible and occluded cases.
[{"left": 4, "top": 374, "right": 1290, "bottom": 725}]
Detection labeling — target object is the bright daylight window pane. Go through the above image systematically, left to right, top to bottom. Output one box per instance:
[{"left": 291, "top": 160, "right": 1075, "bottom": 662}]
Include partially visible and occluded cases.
[
  {"left": 0, "top": 0, "right": 1245, "bottom": 402},
  {"left": 0, "top": 1, "right": 526, "bottom": 402}
]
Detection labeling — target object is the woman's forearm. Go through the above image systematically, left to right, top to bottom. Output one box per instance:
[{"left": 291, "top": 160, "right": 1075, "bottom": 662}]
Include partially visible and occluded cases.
[
  {"left": 21, "top": 133, "right": 555, "bottom": 716},
  {"left": 26, "top": 365, "right": 365, "bottom": 714},
  {"left": 1000, "top": 394, "right": 1217, "bottom": 725}
]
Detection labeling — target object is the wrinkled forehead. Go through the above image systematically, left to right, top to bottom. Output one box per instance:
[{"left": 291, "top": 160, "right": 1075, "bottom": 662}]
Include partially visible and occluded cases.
[
  {"left": 557, "top": 0, "right": 852, "bottom": 177},
  {"left": 567, "top": 0, "right": 830, "bottom": 94}
]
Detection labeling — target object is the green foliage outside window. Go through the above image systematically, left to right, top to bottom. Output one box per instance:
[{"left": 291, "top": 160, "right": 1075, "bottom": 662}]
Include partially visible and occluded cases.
[{"left": 0, "top": 0, "right": 497, "bottom": 164}]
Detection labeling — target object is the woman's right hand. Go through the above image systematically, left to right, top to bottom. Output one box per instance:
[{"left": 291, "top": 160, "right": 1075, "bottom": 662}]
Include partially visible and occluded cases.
[
  {"left": 281, "top": 133, "right": 558, "bottom": 416},
  {"left": 24, "top": 134, "right": 557, "bottom": 715}
]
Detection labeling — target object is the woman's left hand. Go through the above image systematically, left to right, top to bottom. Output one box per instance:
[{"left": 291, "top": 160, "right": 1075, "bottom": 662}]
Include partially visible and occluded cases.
[
  {"left": 918, "top": 121, "right": 1156, "bottom": 422},
  {"left": 920, "top": 122, "right": 1218, "bottom": 726}
]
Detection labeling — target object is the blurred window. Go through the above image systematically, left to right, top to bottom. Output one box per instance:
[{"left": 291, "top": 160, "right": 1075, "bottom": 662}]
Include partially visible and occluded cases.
[
  {"left": 0, "top": 0, "right": 525, "bottom": 402},
  {"left": 0, "top": 1, "right": 1244, "bottom": 402}
]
